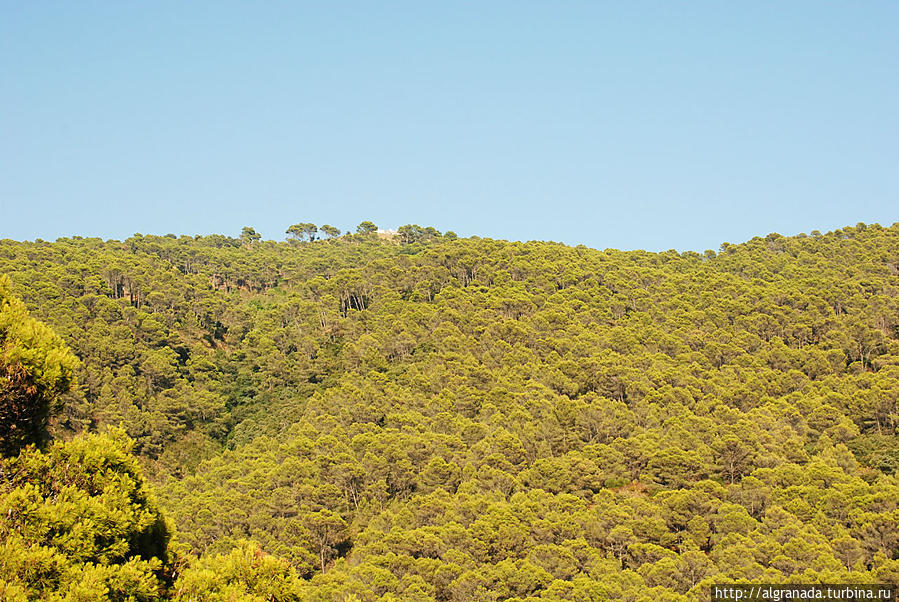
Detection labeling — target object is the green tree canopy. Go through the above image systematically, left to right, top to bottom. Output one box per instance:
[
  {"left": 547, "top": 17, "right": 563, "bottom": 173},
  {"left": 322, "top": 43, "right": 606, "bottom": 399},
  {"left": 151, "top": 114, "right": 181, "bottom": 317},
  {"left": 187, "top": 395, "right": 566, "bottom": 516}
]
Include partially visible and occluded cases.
[
  {"left": 355, "top": 221, "right": 377, "bottom": 235},
  {"left": 0, "top": 222, "right": 898, "bottom": 599},
  {"left": 286, "top": 223, "right": 318, "bottom": 243},
  {"left": 320, "top": 224, "right": 341, "bottom": 239},
  {"left": 240, "top": 226, "right": 261, "bottom": 245},
  {"left": 0, "top": 275, "right": 78, "bottom": 456}
]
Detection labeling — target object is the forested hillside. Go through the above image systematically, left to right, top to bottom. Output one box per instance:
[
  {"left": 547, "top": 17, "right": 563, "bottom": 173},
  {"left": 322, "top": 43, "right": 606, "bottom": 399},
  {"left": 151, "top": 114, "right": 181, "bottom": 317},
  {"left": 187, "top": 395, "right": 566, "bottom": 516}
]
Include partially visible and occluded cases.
[{"left": 1, "top": 222, "right": 898, "bottom": 600}]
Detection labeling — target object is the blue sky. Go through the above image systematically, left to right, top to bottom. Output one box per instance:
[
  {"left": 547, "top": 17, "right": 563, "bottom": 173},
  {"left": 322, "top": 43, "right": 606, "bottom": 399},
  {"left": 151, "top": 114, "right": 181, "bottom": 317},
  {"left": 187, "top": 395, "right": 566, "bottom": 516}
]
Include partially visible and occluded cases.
[{"left": 2, "top": 1, "right": 896, "bottom": 251}]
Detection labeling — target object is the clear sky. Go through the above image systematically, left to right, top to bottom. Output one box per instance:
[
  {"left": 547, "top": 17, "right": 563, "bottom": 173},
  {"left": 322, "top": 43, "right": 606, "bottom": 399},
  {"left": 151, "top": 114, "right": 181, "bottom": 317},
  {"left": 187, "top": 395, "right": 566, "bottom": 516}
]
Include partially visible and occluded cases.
[{"left": 2, "top": 1, "right": 897, "bottom": 251}]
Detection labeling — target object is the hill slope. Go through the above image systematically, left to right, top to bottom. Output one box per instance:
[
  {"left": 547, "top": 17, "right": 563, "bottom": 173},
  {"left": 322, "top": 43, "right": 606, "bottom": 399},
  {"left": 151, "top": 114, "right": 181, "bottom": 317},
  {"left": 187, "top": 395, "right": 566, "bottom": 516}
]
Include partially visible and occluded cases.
[{"left": 1, "top": 223, "right": 898, "bottom": 599}]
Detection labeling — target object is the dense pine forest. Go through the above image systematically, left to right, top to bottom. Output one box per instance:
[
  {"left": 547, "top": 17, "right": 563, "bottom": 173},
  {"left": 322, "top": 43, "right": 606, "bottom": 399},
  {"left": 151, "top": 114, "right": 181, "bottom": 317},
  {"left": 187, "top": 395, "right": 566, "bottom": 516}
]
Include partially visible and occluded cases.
[{"left": 1, "top": 222, "right": 898, "bottom": 600}]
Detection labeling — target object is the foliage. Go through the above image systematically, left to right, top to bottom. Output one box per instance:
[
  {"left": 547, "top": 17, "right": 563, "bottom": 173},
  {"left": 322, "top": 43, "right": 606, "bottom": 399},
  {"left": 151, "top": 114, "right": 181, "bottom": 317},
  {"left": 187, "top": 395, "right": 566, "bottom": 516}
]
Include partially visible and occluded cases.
[
  {"left": 356, "top": 221, "right": 378, "bottom": 235},
  {"left": 1, "top": 222, "right": 899, "bottom": 599},
  {"left": 286, "top": 223, "right": 318, "bottom": 243},
  {"left": 0, "top": 274, "right": 78, "bottom": 456},
  {"left": 0, "top": 429, "right": 170, "bottom": 600},
  {"left": 173, "top": 541, "right": 303, "bottom": 601}
]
